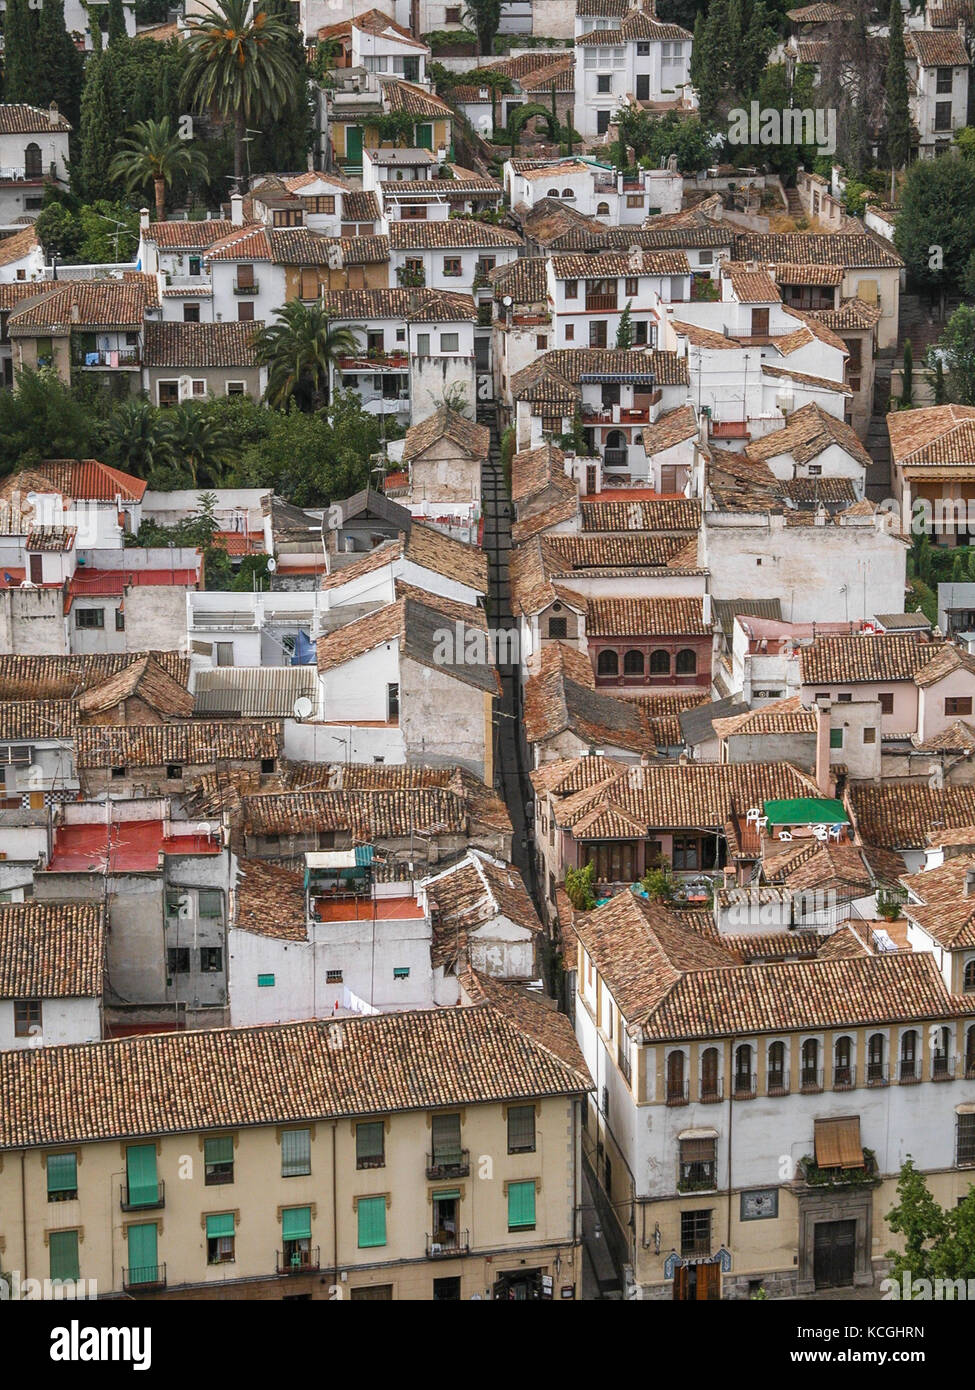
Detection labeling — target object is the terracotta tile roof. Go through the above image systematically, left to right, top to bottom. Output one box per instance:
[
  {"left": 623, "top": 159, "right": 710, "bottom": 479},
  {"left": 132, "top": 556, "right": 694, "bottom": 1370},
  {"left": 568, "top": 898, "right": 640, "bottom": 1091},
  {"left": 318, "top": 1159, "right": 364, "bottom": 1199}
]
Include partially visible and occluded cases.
[
  {"left": 576, "top": 0, "right": 627, "bottom": 12},
  {"left": 928, "top": 0, "right": 974, "bottom": 25},
  {"left": 786, "top": 3, "right": 852, "bottom": 19},
  {"left": 578, "top": 12, "right": 691, "bottom": 42},
  {"left": 906, "top": 29, "right": 969, "bottom": 65},
  {"left": 795, "top": 39, "right": 828, "bottom": 60},
  {"left": 519, "top": 57, "right": 576, "bottom": 94},
  {"left": 380, "top": 77, "right": 454, "bottom": 119},
  {"left": 0, "top": 102, "right": 72, "bottom": 133},
  {"left": 518, "top": 161, "right": 592, "bottom": 184},
  {"left": 381, "top": 178, "right": 500, "bottom": 198},
  {"left": 341, "top": 190, "right": 381, "bottom": 222},
  {"left": 388, "top": 218, "right": 522, "bottom": 250},
  {"left": 146, "top": 220, "right": 236, "bottom": 249},
  {"left": 543, "top": 221, "right": 731, "bottom": 254},
  {"left": 205, "top": 224, "right": 273, "bottom": 262},
  {"left": 0, "top": 226, "right": 39, "bottom": 267},
  {"left": 270, "top": 229, "right": 389, "bottom": 265},
  {"left": 733, "top": 230, "right": 903, "bottom": 270},
  {"left": 551, "top": 250, "right": 689, "bottom": 278},
  {"left": 723, "top": 261, "right": 781, "bottom": 303},
  {"left": 773, "top": 262, "right": 843, "bottom": 287},
  {"left": 7, "top": 279, "right": 153, "bottom": 331},
  {"left": 0, "top": 281, "right": 55, "bottom": 312},
  {"left": 318, "top": 287, "right": 478, "bottom": 322},
  {"left": 810, "top": 297, "right": 882, "bottom": 331},
  {"left": 781, "top": 305, "right": 849, "bottom": 354},
  {"left": 671, "top": 318, "right": 741, "bottom": 349},
  {"left": 143, "top": 321, "right": 261, "bottom": 368},
  {"left": 512, "top": 349, "right": 687, "bottom": 404},
  {"left": 761, "top": 362, "right": 852, "bottom": 395},
  {"left": 746, "top": 402, "right": 871, "bottom": 470},
  {"left": 639, "top": 403, "right": 700, "bottom": 456},
  {"left": 888, "top": 405, "right": 975, "bottom": 467},
  {"left": 403, "top": 406, "right": 489, "bottom": 462},
  {"left": 511, "top": 441, "right": 568, "bottom": 502},
  {"left": 0, "top": 458, "right": 146, "bottom": 504},
  {"left": 783, "top": 476, "right": 859, "bottom": 504},
  {"left": 511, "top": 495, "right": 579, "bottom": 542},
  {"left": 580, "top": 497, "right": 700, "bottom": 532},
  {"left": 404, "top": 522, "right": 489, "bottom": 591},
  {"left": 25, "top": 525, "right": 75, "bottom": 551},
  {"left": 543, "top": 531, "right": 690, "bottom": 570},
  {"left": 508, "top": 537, "right": 590, "bottom": 617},
  {"left": 320, "top": 538, "right": 399, "bottom": 591},
  {"left": 586, "top": 596, "right": 707, "bottom": 636},
  {"left": 316, "top": 601, "right": 404, "bottom": 671},
  {"left": 799, "top": 633, "right": 938, "bottom": 685},
  {"left": 523, "top": 642, "right": 658, "bottom": 754},
  {"left": 913, "top": 642, "right": 975, "bottom": 688},
  {"left": 0, "top": 652, "right": 188, "bottom": 701},
  {"left": 75, "top": 654, "right": 194, "bottom": 719},
  {"left": 712, "top": 695, "right": 817, "bottom": 740},
  {"left": 0, "top": 698, "right": 76, "bottom": 741},
  {"left": 912, "top": 718, "right": 975, "bottom": 752},
  {"left": 75, "top": 721, "right": 281, "bottom": 769},
  {"left": 531, "top": 751, "right": 632, "bottom": 797},
  {"left": 848, "top": 783, "right": 975, "bottom": 849},
  {"left": 242, "top": 785, "right": 468, "bottom": 840},
  {"left": 781, "top": 844, "right": 873, "bottom": 894},
  {"left": 423, "top": 849, "right": 542, "bottom": 969},
  {"left": 901, "top": 855, "right": 975, "bottom": 949},
  {"left": 235, "top": 858, "right": 307, "bottom": 941},
  {"left": 0, "top": 902, "right": 103, "bottom": 999},
  {"left": 460, "top": 970, "right": 588, "bottom": 1074},
  {"left": 0, "top": 1001, "right": 589, "bottom": 1151}
]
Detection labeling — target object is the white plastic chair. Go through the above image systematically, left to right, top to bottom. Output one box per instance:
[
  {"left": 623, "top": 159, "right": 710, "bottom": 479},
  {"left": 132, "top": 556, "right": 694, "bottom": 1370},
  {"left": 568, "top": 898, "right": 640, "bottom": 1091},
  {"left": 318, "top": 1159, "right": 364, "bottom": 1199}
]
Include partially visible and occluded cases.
[
  {"left": 746, "top": 806, "right": 761, "bottom": 824},
  {"left": 757, "top": 816, "right": 768, "bottom": 830},
  {"left": 813, "top": 824, "right": 829, "bottom": 842},
  {"left": 828, "top": 824, "right": 842, "bottom": 842},
  {"left": 777, "top": 830, "right": 793, "bottom": 842}
]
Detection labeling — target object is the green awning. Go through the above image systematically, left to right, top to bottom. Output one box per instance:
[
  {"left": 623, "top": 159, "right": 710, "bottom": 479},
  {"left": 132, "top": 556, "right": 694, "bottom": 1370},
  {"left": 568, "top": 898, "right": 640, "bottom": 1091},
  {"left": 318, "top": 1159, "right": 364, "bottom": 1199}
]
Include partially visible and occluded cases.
[
  {"left": 763, "top": 798, "right": 848, "bottom": 826},
  {"left": 432, "top": 1189, "right": 461, "bottom": 1201},
  {"left": 282, "top": 1206, "right": 312, "bottom": 1241},
  {"left": 206, "top": 1212, "right": 235, "bottom": 1239}
]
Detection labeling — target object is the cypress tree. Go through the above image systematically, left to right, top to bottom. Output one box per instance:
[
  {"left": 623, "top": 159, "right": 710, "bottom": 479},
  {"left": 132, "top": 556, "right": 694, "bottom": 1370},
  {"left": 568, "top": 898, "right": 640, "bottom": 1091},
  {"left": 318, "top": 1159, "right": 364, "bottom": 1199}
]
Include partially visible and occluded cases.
[
  {"left": 4, "top": 0, "right": 39, "bottom": 105},
  {"left": 35, "top": 0, "right": 85, "bottom": 129},
  {"left": 107, "top": 0, "right": 128, "bottom": 46},
  {"left": 885, "top": 0, "right": 911, "bottom": 182},
  {"left": 78, "top": 51, "right": 121, "bottom": 202}
]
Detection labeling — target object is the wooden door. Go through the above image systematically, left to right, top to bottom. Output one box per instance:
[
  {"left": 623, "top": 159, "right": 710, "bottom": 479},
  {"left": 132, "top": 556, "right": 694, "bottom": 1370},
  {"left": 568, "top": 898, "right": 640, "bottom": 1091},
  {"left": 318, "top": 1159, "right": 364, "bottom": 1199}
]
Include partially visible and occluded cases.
[
  {"left": 660, "top": 465, "right": 678, "bottom": 493},
  {"left": 813, "top": 1220, "right": 856, "bottom": 1289}
]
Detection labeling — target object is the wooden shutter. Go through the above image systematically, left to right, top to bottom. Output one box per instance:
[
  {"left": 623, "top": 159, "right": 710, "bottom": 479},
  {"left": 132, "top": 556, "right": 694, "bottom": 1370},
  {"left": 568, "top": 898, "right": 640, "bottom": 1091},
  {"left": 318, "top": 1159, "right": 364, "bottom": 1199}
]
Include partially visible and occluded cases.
[
  {"left": 125, "top": 1144, "right": 158, "bottom": 1205},
  {"left": 357, "top": 1196, "right": 387, "bottom": 1247}
]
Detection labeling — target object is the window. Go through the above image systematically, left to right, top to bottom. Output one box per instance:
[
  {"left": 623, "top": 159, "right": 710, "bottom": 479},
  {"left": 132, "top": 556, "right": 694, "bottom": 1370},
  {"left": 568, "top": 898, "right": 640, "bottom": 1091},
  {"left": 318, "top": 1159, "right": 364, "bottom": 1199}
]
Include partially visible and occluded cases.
[
  {"left": 446, "top": 5, "right": 462, "bottom": 20},
  {"left": 637, "top": 40, "right": 651, "bottom": 55},
  {"left": 937, "top": 65, "right": 954, "bottom": 94},
  {"left": 597, "top": 74, "right": 611, "bottom": 93},
  {"left": 935, "top": 100, "right": 953, "bottom": 131},
  {"left": 24, "top": 142, "right": 42, "bottom": 179},
  {"left": 306, "top": 195, "right": 335, "bottom": 214},
  {"left": 596, "top": 202, "right": 610, "bottom": 216},
  {"left": 443, "top": 257, "right": 462, "bottom": 277},
  {"left": 625, "top": 277, "right": 639, "bottom": 297},
  {"left": 564, "top": 280, "right": 578, "bottom": 299},
  {"left": 183, "top": 303, "right": 200, "bottom": 324},
  {"left": 750, "top": 307, "right": 769, "bottom": 336},
  {"left": 565, "top": 324, "right": 575, "bottom": 341},
  {"left": 440, "top": 333, "right": 459, "bottom": 352},
  {"left": 536, "top": 334, "right": 547, "bottom": 350},
  {"left": 227, "top": 382, "right": 245, "bottom": 396},
  {"left": 807, "top": 464, "right": 822, "bottom": 476},
  {"left": 75, "top": 608, "right": 104, "bottom": 629},
  {"left": 548, "top": 616, "right": 567, "bottom": 638},
  {"left": 215, "top": 642, "right": 234, "bottom": 667},
  {"left": 675, "top": 648, "right": 696, "bottom": 676},
  {"left": 597, "top": 649, "right": 618, "bottom": 677},
  {"left": 623, "top": 649, "right": 644, "bottom": 675},
  {"left": 649, "top": 649, "right": 670, "bottom": 675},
  {"left": 387, "top": 683, "right": 399, "bottom": 721},
  {"left": 836, "top": 692, "right": 852, "bottom": 703},
  {"left": 878, "top": 692, "right": 894, "bottom": 715},
  {"left": 946, "top": 697, "right": 973, "bottom": 716},
  {"left": 863, "top": 727, "right": 876, "bottom": 744},
  {"left": 829, "top": 728, "right": 844, "bottom": 749},
  {"left": 163, "top": 763, "right": 182, "bottom": 783},
  {"left": 111, "top": 766, "right": 126, "bottom": 780},
  {"left": 198, "top": 890, "right": 221, "bottom": 919},
  {"left": 200, "top": 947, "right": 222, "bottom": 973},
  {"left": 167, "top": 948, "right": 190, "bottom": 975},
  {"left": 965, "top": 961, "right": 975, "bottom": 993},
  {"left": 393, "top": 966, "right": 410, "bottom": 980},
  {"left": 326, "top": 968, "right": 343, "bottom": 983},
  {"left": 257, "top": 973, "right": 275, "bottom": 987},
  {"left": 13, "top": 998, "right": 41, "bottom": 1037},
  {"left": 900, "top": 1029, "right": 918, "bottom": 1082},
  {"left": 867, "top": 1032, "right": 886, "bottom": 1083},
  {"left": 834, "top": 1035, "right": 853, "bottom": 1088},
  {"left": 801, "top": 1038, "right": 821, "bottom": 1090},
  {"left": 767, "top": 1040, "right": 786, "bottom": 1094},
  {"left": 734, "top": 1043, "right": 753, "bottom": 1095},
  {"left": 701, "top": 1046, "right": 720, "bottom": 1100},
  {"left": 667, "top": 1049, "right": 686, "bottom": 1103},
  {"left": 508, "top": 1105, "right": 536, "bottom": 1154},
  {"left": 432, "top": 1113, "right": 463, "bottom": 1169},
  {"left": 957, "top": 1113, "right": 975, "bottom": 1167},
  {"left": 356, "top": 1121, "right": 385, "bottom": 1169},
  {"left": 282, "top": 1128, "right": 311, "bottom": 1177},
  {"left": 204, "top": 1135, "right": 234, "bottom": 1185},
  {"left": 679, "top": 1137, "right": 716, "bottom": 1191},
  {"left": 125, "top": 1144, "right": 159, "bottom": 1207},
  {"left": 47, "top": 1152, "right": 78, "bottom": 1202},
  {"left": 507, "top": 1180, "right": 536, "bottom": 1231},
  {"left": 357, "top": 1196, "right": 387, "bottom": 1247},
  {"left": 282, "top": 1205, "right": 313, "bottom": 1266},
  {"left": 680, "top": 1209, "right": 711, "bottom": 1257},
  {"left": 206, "top": 1212, "right": 235, "bottom": 1264},
  {"left": 126, "top": 1223, "right": 158, "bottom": 1286},
  {"left": 49, "top": 1230, "right": 80, "bottom": 1283}
]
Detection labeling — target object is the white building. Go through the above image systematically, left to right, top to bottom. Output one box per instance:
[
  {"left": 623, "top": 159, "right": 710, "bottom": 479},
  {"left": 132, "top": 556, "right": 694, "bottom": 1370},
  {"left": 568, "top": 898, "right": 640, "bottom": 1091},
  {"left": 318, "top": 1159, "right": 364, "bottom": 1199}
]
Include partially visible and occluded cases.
[
  {"left": 572, "top": 0, "right": 695, "bottom": 141},
  {"left": 905, "top": 26, "right": 970, "bottom": 157},
  {"left": 0, "top": 104, "right": 71, "bottom": 225},
  {"left": 505, "top": 156, "right": 683, "bottom": 223},
  {"left": 548, "top": 249, "right": 691, "bottom": 351},
  {"left": 0, "top": 901, "right": 103, "bottom": 1050}
]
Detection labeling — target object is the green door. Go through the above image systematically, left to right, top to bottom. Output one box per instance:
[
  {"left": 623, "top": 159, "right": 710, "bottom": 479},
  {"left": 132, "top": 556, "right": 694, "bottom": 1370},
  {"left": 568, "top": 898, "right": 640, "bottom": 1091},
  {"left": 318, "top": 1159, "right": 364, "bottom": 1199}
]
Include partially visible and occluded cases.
[
  {"left": 416, "top": 123, "right": 433, "bottom": 150},
  {"left": 345, "top": 125, "right": 363, "bottom": 169},
  {"left": 125, "top": 1144, "right": 158, "bottom": 1207},
  {"left": 127, "top": 1223, "right": 158, "bottom": 1284}
]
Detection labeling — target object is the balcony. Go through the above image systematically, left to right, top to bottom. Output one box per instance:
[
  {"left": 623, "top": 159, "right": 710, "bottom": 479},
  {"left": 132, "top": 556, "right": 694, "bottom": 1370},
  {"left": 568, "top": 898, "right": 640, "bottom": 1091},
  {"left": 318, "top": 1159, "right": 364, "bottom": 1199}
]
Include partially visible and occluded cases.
[
  {"left": 0, "top": 165, "right": 46, "bottom": 182},
  {"left": 233, "top": 280, "right": 259, "bottom": 295},
  {"left": 585, "top": 294, "right": 618, "bottom": 312},
  {"left": 72, "top": 348, "right": 141, "bottom": 368},
  {"left": 336, "top": 352, "right": 409, "bottom": 372},
  {"left": 709, "top": 420, "right": 750, "bottom": 440},
  {"left": 603, "top": 447, "right": 628, "bottom": 469},
  {"left": 932, "top": 1055, "right": 956, "bottom": 1081},
  {"left": 899, "top": 1061, "right": 921, "bottom": 1085},
  {"left": 866, "top": 1064, "right": 889, "bottom": 1087},
  {"left": 832, "top": 1065, "right": 856, "bottom": 1091},
  {"left": 800, "top": 1068, "right": 824, "bottom": 1095},
  {"left": 732, "top": 1073, "right": 757, "bottom": 1100},
  {"left": 766, "top": 1078, "right": 790, "bottom": 1097},
  {"left": 665, "top": 1081, "right": 689, "bottom": 1107},
  {"left": 700, "top": 1085, "right": 723, "bottom": 1104},
  {"left": 426, "top": 1149, "right": 470, "bottom": 1180},
  {"left": 678, "top": 1168, "right": 716, "bottom": 1194},
  {"left": 120, "top": 1180, "right": 165, "bottom": 1212},
  {"left": 426, "top": 1230, "right": 470, "bottom": 1258},
  {"left": 276, "top": 1247, "right": 320, "bottom": 1275},
  {"left": 122, "top": 1264, "right": 167, "bottom": 1292}
]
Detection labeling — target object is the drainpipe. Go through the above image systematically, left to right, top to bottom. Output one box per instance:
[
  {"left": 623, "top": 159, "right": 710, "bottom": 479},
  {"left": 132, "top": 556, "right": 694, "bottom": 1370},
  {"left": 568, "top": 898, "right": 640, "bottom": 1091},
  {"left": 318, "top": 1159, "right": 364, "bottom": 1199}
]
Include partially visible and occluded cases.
[
  {"left": 726, "top": 1037, "right": 734, "bottom": 1251},
  {"left": 331, "top": 1122, "right": 338, "bottom": 1290},
  {"left": 20, "top": 1151, "right": 27, "bottom": 1284}
]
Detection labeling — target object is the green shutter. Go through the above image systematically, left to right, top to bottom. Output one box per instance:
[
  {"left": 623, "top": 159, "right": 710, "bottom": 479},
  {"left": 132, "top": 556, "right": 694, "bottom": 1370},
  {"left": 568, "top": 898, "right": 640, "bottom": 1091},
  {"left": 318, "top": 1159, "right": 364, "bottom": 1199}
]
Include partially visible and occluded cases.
[
  {"left": 416, "top": 123, "right": 433, "bottom": 150},
  {"left": 345, "top": 125, "right": 363, "bottom": 167},
  {"left": 257, "top": 973, "right": 275, "bottom": 988},
  {"left": 356, "top": 1121, "right": 384, "bottom": 1162},
  {"left": 282, "top": 1129, "right": 311, "bottom": 1177},
  {"left": 204, "top": 1135, "right": 234, "bottom": 1166},
  {"left": 125, "top": 1144, "right": 158, "bottom": 1206},
  {"left": 47, "top": 1152, "right": 77, "bottom": 1196},
  {"left": 507, "top": 1180, "right": 536, "bottom": 1229},
  {"left": 432, "top": 1188, "right": 461, "bottom": 1201},
  {"left": 357, "top": 1196, "right": 387, "bottom": 1248},
  {"left": 282, "top": 1206, "right": 312, "bottom": 1241},
  {"left": 205, "top": 1213, "right": 235, "bottom": 1239},
  {"left": 126, "top": 1223, "right": 158, "bottom": 1283},
  {"left": 49, "top": 1230, "right": 79, "bottom": 1282}
]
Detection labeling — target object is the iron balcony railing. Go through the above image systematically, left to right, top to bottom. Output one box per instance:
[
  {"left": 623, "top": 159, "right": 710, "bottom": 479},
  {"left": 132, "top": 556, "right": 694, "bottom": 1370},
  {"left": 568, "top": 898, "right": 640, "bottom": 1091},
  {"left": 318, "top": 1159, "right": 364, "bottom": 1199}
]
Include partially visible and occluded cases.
[
  {"left": 426, "top": 1149, "right": 470, "bottom": 1180},
  {"left": 120, "top": 1179, "right": 165, "bottom": 1212},
  {"left": 426, "top": 1230, "right": 470, "bottom": 1258},
  {"left": 276, "top": 1247, "right": 320, "bottom": 1275},
  {"left": 122, "top": 1264, "right": 166, "bottom": 1291}
]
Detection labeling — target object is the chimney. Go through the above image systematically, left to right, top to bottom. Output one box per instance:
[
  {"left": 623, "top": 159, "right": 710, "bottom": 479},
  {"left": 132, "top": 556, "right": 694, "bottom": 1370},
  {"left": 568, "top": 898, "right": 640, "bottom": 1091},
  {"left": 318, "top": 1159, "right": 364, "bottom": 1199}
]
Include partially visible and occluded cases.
[
  {"left": 48, "top": 102, "right": 58, "bottom": 127},
  {"left": 230, "top": 193, "right": 244, "bottom": 227},
  {"left": 139, "top": 207, "right": 150, "bottom": 234},
  {"left": 814, "top": 700, "right": 834, "bottom": 796},
  {"left": 966, "top": 866, "right": 975, "bottom": 897}
]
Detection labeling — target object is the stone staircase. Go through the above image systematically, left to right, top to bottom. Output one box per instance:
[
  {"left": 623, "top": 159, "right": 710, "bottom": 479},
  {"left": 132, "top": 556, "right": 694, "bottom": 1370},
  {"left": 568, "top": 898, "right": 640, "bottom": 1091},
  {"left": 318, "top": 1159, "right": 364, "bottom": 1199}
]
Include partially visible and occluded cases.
[{"left": 785, "top": 186, "right": 803, "bottom": 219}]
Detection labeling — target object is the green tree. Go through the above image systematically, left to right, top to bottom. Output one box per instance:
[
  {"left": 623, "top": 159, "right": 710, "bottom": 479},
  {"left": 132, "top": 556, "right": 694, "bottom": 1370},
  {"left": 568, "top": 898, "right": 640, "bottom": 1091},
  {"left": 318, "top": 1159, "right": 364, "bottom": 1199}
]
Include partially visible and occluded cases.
[
  {"left": 3, "top": 0, "right": 38, "bottom": 105},
  {"left": 34, "top": 0, "right": 84, "bottom": 128},
  {"left": 107, "top": 0, "right": 128, "bottom": 45},
  {"left": 180, "top": 0, "right": 296, "bottom": 185},
  {"left": 246, "top": 0, "right": 312, "bottom": 176},
  {"left": 464, "top": 0, "right": 502, "bottom": 57},
  {"left": 690, "top": 0, "right": 729, "bottom": 123},
  {"left": 885, "top": 0, "right": 911, "bottom": 187},
  {"left": 77, "top": 52, "right": 123, "bottom": 203},
  {"left": 614, "top": 107, "right": 717, "bottom": 173},
  {"left": 109, "top": 117, "right": 209, "bottom": 223},
  {"left": 894, "top": 151, "right": 975, "bottom": 305},
  {"left": 34, "top": 199, "right": 84, "bottom": 261},
  {"left": 252, "top": 301, "right": 358, "bottom": 412},
  {"left": 616, "top": 302, "right": 633, "bottom": 349},
  {"left": 935, "top": 304, "right": 975, "bottom": 406},
  {"left": 932, "top": 357, "right": 948, "bottom": 405},
  {"left": 0, "top": 369, "right": 92, "bottom": 473},
  {"left": 99, "top": 398, "right": 176, "bottom": 478},
  {"left": 162, "top": 402, "right": 238, "bottom": 488},
  {"left": 565, "top": 862, "right": 597, "bottom": 911},
  {"left": 641, "top": 863, "right": 677, "bottom": 903},
  {"left": 885, "top": 1158, "right": 950, "bottom": 1292}
]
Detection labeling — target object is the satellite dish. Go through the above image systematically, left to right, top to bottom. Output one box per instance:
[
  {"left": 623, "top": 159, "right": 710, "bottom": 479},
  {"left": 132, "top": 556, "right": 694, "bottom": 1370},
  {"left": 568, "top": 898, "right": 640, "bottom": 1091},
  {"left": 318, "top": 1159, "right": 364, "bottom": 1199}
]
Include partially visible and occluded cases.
[
  {"left": 502, "top": 295, "right": 512, "bottom": 307},
  {"left": 266, "top": 557, "right": 277, "bottom": 573},
  {"left": 293, "top": 696, "right": 313, "bottom": 720}
]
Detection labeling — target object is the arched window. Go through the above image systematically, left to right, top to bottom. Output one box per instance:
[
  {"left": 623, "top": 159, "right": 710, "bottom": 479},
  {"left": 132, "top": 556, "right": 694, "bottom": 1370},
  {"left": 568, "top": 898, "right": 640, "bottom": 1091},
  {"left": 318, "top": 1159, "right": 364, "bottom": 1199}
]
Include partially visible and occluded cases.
[
  {"left": 24, "top": 143, "right": 41, "bottom": 179},
  {"left": 547, "top": 187, "right": 559, "bottom": 197},
  {"left": 561, "top": 187, "right": 574, "bottom": 198},
  {"left": 596, "top": 201, "right": 610, "bottom": 215},
  {"left": 675, "top": 648, "right": 697, "bottom": 675},
  {"left": 597, "top": 649, "right": 618, "bottom": 677},
  {"left": 623, "top": 649, "right": 644, "bottom": 675},
  {"left": 649, "top": 649, "right": 670, "bottom": 675},
  {"left": 965, "top": 959, "right": 975, "bottom": 992},
  {"left": 967, "top": 1024, "right": 975, "bottom": 1078},
  {"left": 933, "top": 1025, "right": 951, "bottom": 1079},
  {"left": 900, "top": 1029, "right": 918, "bottom": 1082},
  {"left": 867, "top": 1032, "right": 886, "bottom": 1084},
  {"left": 834, "top": 1035, "right": 853, "bottom": 1088},
  {"left": 801, "top": 1038, "right": 820, "bottom": 1089},
  {"left": 767, "top": 1040, "right": 786, "bottom": 1094},
  {"left": 734, "top": 1043, "right": 753, "bottom": 1094},
  {"left": 701, "top": 1046, "right": 719, "bottom": 1100},
  {"left": 666, "top": 1049, "right": 685, "bottom": 1103}
]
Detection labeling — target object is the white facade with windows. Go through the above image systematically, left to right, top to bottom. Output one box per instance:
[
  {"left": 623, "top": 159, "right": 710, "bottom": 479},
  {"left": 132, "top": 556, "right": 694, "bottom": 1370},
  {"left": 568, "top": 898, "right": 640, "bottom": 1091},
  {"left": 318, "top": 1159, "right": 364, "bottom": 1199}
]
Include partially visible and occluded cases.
[{"left": 572, "top": 7, "right": 695, "bottom": 142}]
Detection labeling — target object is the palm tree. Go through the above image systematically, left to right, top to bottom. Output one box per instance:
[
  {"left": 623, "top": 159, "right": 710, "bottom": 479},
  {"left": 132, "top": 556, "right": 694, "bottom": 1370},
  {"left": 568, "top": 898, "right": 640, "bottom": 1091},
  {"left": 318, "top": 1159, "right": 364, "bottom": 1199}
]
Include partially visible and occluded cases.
[
  {"left": 179, "top": 0, "right": 296, "bottom": 185},
  {"left": 109, "top": 118, "right": 210, "bottom": 223},
  {"left": 251, "top": 301, "right": 359, "bottom": 412},
  {"left": 100, "top": 398, "right": 176, "bottom": 478},
  {"left": 163, "top": 403, "right": 238, "bottom": 487}
]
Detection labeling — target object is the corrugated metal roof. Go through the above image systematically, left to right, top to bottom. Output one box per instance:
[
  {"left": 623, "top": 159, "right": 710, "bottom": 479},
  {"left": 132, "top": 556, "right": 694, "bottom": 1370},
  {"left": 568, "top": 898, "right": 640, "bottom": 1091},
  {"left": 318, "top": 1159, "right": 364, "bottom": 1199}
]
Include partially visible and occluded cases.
[{"left": 193, "top": 666, "right": 318, "bottom": 717}]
